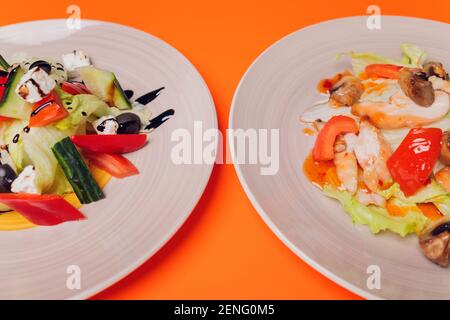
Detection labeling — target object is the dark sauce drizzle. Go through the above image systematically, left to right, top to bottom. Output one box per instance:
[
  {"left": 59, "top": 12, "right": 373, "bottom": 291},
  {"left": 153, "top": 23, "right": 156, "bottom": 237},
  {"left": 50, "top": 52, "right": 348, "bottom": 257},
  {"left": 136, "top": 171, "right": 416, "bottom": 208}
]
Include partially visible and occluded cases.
[
  {"left": 136, "top": 87, "right": 165, "bottom": 105},
  {"left": 124, "top": 90, "right": 134, "bottom": 100},
  {"left": 144, "top": 109, "right": 175, "bottom": 131}
]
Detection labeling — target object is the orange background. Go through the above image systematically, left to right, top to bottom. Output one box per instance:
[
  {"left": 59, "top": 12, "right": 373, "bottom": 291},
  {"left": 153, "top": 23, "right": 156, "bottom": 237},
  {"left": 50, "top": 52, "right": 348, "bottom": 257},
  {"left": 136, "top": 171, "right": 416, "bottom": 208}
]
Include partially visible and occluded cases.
[{"left": 3, "top": 0, "right": 449, "bottom": 299}]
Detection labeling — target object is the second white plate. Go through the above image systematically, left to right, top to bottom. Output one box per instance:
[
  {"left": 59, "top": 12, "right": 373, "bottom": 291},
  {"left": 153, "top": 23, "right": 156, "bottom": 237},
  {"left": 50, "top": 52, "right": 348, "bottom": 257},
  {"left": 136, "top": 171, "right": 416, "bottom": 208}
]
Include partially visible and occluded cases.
[{"left": 230, "top": 16, "right": 450, "bottom": 299}]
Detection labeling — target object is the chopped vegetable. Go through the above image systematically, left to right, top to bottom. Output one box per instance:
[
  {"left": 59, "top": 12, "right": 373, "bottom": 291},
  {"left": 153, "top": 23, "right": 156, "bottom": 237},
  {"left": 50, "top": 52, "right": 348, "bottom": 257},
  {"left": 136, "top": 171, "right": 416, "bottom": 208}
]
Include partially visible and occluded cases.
[
  {"left": 336, "top": 43, "right": 426, "bottom": 75},
  {"left": 0, "top": 55, "right": 10, "bottom": 70},
  {"left": 365, "top": 64, "right": 403, "bottom": 79},
  {"left": 0, "top": 67, "right": 33, "bottom": 120},
  {"left": 0, "top": 71, "right": 8, "bottom": 101},
  {"left": 61, "top": 81, "right": 90, "bottom": 95},
  {"left": 29, "top": 91, "right": 68, "bottom": 127},
  {"left": 55, "top": 93, "right": 111, "bottom": 131},
  {"left": 312, "top": 115, "right": 359, "bottom": 161},
  {"left": 387, "top": 128, "right": 442, "bottom": 196},
  {"left": 71, "top": 134, "right": 147, "bottom": 154},
  {"left": 52, "top": 137, "right": 105, "bottom": 204},
  {"left": 83, "top": 152, "right": 139, "bottom": 178},
  {"left": 379, "top": 180, "right": 450, "bottom": 215},
  {"left": 324, "top": 184, "right": 428, "bottom": 236},
  {"left": 0, "top": 193, "right": 84, "bottom": 226}
]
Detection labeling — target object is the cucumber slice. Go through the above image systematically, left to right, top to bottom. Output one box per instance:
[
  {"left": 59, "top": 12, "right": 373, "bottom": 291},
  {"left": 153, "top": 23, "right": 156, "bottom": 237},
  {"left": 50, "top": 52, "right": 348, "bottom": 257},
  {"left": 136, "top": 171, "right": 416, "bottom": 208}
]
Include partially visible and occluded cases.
[
  {"left": 0, "top": 67, "right": 32, "bottom": 119},
  {"left": 78, "top": 67, "right": 131, "bottom": 110},
  {"left": 113, "top": 79, "right": 132, "bottom": 110},
  {"left": 52, "top": 137, "right": 104, "bottom": 204}
]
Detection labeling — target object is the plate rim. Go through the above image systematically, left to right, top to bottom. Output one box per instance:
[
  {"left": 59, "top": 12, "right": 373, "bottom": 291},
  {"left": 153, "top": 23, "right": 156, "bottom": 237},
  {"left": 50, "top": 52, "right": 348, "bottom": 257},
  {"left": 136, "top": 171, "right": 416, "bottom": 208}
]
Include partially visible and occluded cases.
[
  {"left": 228, "top": 15, "right": 449, "bottom": 300},
  {"left": 1, "top": 18, "right": 218, "bottom": 300}
]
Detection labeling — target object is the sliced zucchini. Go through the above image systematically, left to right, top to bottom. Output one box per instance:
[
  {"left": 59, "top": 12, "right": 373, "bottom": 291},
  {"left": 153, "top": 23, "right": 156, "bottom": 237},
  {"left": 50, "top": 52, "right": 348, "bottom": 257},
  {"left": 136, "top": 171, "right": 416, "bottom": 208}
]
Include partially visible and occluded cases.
[
  {"left": 78, "top": 66, "right": 131, "bottom": 110},
  {"left": 0, "top": 67, "right": 32, "bottom": 120},
  {"left": 52, "top": 137, "right": 104, "bottom": 204}
]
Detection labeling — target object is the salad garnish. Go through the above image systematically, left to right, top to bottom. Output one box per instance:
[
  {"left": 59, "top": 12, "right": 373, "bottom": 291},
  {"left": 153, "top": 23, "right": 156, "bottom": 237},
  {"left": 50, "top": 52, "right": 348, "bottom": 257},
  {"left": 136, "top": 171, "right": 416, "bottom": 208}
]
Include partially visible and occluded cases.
[
  {"left": 301, "top": 44, "right": 450, "bottom": 266},
  {"left": 0, "top": 50, "right": 174, "bottom": 229}
]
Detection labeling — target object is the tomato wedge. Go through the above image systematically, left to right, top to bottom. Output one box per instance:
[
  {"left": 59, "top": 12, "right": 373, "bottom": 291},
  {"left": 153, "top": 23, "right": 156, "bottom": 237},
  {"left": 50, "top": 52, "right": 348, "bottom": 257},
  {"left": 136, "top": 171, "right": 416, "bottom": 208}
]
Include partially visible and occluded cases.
[
  {"left": 365, "top": 64, "right": 403, "bottom": 79},
  {"left": 0, "top": 71, "right": 8, "bottom": 101},
  {"left": 61, "top": 81, "right": 90, "bottom": 95},
  {"left": 29, "top": 91, "right": 69, "bottom": 127},
  {"left": 312, "top": 115, "right": 359, "bottom": 161},
  {"left": 387, "top": 128, "right": 442, "bottom": 196},
  {"left": 71, "top": 134, "right": 147, "bottom": 154},
  {"left": 83, "top": 152, "right": 139, "bottom": 178},
  {"left": 0, "top": 193, "right": 85, "bottom": 226}
]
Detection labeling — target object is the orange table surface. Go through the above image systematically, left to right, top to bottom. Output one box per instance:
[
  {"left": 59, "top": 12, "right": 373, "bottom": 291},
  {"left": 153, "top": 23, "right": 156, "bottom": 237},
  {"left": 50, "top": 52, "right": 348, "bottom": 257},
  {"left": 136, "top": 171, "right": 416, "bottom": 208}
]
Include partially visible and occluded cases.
[{"left": 3, "top": 0, "right": 449, "bottom": 300}]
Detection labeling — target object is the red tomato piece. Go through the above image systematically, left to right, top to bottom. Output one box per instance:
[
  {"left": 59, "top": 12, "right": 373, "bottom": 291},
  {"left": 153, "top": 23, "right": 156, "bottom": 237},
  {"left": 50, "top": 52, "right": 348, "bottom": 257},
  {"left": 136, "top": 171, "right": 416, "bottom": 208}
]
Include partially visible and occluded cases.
[
  {"left": 61, "top": 81, "right": 90, "bottom": 95},
  {"left": 29, "top": 91, "right": 69, "bottom": 127},
  {"left": 387, "top": 128, "right": 442, "bottom": 196},
  {"left": 71, "top": 134, "right": 147, "bottom": 154},
  {"left": 83, "top": 152, "right": 139, "bottom": 178}
]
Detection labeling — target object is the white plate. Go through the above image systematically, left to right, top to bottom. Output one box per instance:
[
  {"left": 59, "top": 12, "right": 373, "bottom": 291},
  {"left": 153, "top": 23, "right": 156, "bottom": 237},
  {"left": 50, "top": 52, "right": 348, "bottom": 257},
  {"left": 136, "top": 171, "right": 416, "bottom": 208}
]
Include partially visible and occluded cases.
[
  {"left": 230, "top": 16, "right": 450, "bottom": 300},
  {"left": 0, "top": 19, "right": 216, "bottom": 299}
]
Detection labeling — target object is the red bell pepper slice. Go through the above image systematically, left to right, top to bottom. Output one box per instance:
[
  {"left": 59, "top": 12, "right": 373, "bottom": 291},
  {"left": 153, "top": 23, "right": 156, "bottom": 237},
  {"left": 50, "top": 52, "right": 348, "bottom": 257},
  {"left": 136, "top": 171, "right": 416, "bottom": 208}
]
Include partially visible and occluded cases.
[
  {"left": 365, "top": 64, "right": 403, "bottom": 79},
  {"left": 0, "top": 72, "right": 8, "bottom": 101},
  {"left": 61, "top": 81, "right": 90, "bottom": 95},
  {"left": 29, "top": 91, "right": 69, "bottom": 127},
  {"left": 312, "top": 115, "right": 359, "bottom": 161},
  {"left": 387, "top": 128, "right": 442, "bottom": 196},
  {"left": 71, "top": 134, "right": 147, "bottom": 154},
  {"left": 83, "top": 152, "right": 139, "bottom": 178},
  {"left": 0, "top": 193, "right": 85, "bottom": 226}
]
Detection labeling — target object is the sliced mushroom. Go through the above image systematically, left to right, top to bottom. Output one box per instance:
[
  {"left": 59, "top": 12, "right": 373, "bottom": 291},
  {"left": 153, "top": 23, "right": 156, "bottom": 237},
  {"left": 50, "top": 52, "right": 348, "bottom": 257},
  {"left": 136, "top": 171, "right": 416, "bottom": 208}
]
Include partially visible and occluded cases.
[
  {"left": 423, "top": 61, "right": 449, "bottom": 80},
  {"left": 398, "top": 68, "right": 435, "bottom": 107},
  {"left": 330, "top": 76, "right": 364, "bottom": 106},
  {"left": 440, "top": 131, "right": 450, "bottom": 165},
  {"left": 419, "top": 215, "right": 450, "bottom": 267}
]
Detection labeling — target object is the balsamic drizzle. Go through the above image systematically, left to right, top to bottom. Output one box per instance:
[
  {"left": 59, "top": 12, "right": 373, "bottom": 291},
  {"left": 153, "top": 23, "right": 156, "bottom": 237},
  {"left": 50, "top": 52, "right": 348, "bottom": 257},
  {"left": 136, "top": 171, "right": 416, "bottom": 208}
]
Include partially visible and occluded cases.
[
  {"left": 136, "top": 87, "right": 165, "bottom": 105},
  {"left": 124, "top": 90, "right": 134, "bottom": 100},
  {"left": 144, "top": 109, "right": 175, "bottom": 131}
]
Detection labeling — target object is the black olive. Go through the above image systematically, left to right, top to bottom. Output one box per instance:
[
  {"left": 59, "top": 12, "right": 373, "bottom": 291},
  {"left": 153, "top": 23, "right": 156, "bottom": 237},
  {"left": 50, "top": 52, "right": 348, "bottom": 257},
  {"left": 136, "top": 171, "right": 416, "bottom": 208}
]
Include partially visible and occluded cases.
[
  {"left": 29, "top": 60, "right": 52, "bottom": 74},
  {"left": 0, "top": 70, "right": 8, "bottom": 78},
  {"left": 116, "top": 113, "right": 141, "bottom": 134},
  {"left": 0, "top": 164, "right": 17, "bottom": 193},
  {"left": 432, "top": 222, "right": 450, "bottom": 236}
]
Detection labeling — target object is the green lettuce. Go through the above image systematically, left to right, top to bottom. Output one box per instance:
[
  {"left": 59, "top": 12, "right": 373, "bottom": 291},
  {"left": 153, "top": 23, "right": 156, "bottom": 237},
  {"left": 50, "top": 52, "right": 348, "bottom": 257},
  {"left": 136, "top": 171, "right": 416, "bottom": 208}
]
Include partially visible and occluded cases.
[
  {"left": 336, "top": 43, "right": 427, "bottom": 75},
  {"left": 55, "top": 92, "right": 111, "bottom": 132},
  {"left": 21, "top": 125, "right": 69, "bottom": 193},
  {"left": 379, "top": 180, "right": 450, "bottom": 215},
  {"left": 323, "top": 184, "right": 429, "bottom": 236}
]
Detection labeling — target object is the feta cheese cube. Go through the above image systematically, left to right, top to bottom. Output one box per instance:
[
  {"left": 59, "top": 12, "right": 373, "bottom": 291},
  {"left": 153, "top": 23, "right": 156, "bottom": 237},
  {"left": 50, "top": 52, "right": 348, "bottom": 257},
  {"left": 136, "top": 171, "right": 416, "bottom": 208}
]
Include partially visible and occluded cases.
[
  {"left": 62, "top": 50, "right": 91, "bottom": 71},
  {"left": 15, "top": 67, "right": 56, "bottom": 103},
  {"left": 94, "top": 116, "right": 119, "bottom": 135},
  {"left": 11, "top": 165, "right": 40, "bottom": 194}
]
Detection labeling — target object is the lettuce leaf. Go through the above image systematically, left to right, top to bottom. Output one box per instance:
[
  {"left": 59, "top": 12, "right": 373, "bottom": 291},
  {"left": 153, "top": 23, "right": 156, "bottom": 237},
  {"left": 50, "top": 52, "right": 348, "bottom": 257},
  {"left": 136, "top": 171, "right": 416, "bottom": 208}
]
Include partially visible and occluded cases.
[
  {"left": 336, "top": 43, "right": 427, "bottom": 75},
  {"left": 401, "top": 43, "right": 428, "bottom": 66},
  {"left": 55, "top": 93, "right": 111, "bottom": 132},
  {"left": 21, "top": 125, "right": 69, "bottom": 193},
  {"left": 378, "top": 180, "right": 450, "bottom": 215},
  {"left": 323, "top": 184, "right": 429, "bottom": 236}
]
